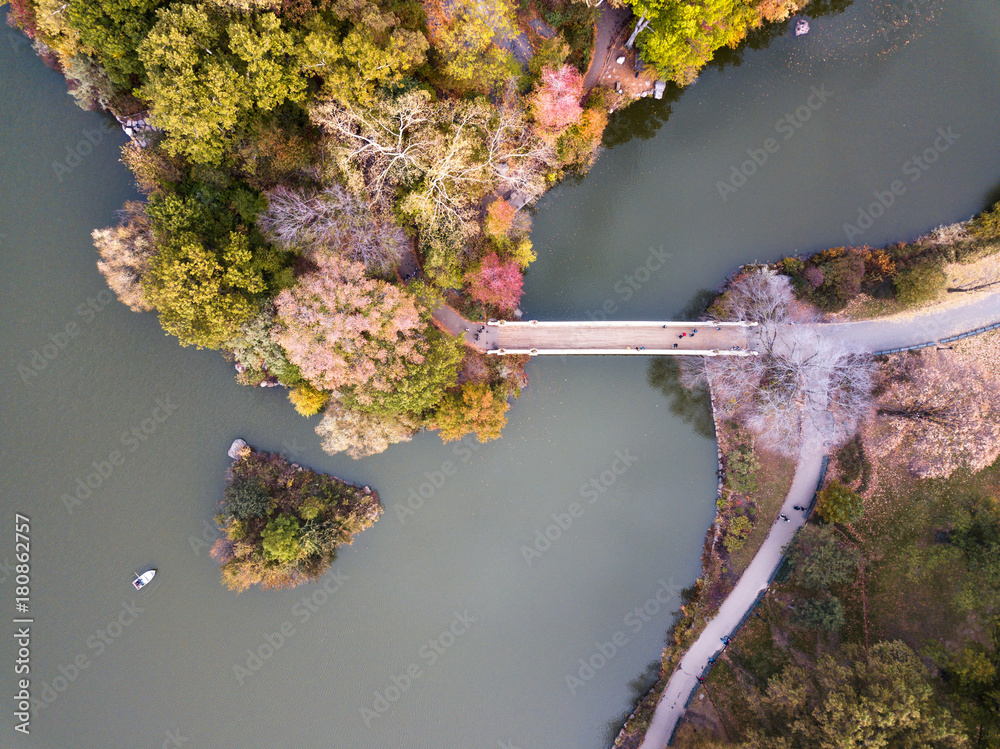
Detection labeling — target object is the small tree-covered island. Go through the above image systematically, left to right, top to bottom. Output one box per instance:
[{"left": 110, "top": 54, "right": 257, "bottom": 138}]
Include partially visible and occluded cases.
[{"left": 213, "top": 441, "right": 382, "bottom": 591}]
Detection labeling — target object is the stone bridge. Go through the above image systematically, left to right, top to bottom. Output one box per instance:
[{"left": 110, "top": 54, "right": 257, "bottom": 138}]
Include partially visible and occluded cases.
[{"left": 465, "top": 320, "right": 757, "bottom": 356}]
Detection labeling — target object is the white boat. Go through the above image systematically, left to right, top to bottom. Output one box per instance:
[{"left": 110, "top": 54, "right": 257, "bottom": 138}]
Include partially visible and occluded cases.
[
  {"left": 795, "top": 19, "right": 810, "bottom": 36},
  {"left": 133, "top": 570, "right": 156, "bottom": 590}
]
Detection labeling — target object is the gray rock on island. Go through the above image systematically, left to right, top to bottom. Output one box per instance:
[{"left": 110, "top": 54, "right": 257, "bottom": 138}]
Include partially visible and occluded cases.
[{"left": 228, "top": 438, "right": 248, "bottom": 459}]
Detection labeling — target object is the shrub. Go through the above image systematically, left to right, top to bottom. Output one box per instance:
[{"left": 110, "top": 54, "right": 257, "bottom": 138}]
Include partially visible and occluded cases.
[
  {"left": 970, "top": 201, "right": 1000, "bottom": 241},
  {"left": 816, "top": 249, "right": 866, "bottom": 309},
  {"left": 894, "top": 262, "right": 946, "bottom": 306},
  {"left": 803, "top": 265, "right": 824, "bottom": 289},
  {"left": 835, "top": 436, "right": 868, "bottom": 486},
  {"left": 725, "top": 444, "right": 759, "bottom": 494},
  {"left": 224, "top": 476, "right": 272, "bottom": 519},
  {"left": 815, "top": 480, "right": 863, "bottom": 525},
  {"left": 724, "top": 514, "right": 752, "bottom": 553},
  {"left": 786, "top": 524, "right": 860, "bottom": 590},
  {"left": 792, "top": 594, "right": 844, "bottom": 632}
]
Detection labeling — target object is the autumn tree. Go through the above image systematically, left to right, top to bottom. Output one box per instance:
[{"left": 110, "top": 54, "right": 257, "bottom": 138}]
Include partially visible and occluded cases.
[
  {"left": 139, "top": 6, "right": 306, "bottom": 164},
  {"left": 530, "top": 64, "right": 584, "bottom": 135},
  {"left": 257, "top": 185, "right": 406, "bottom": 273},
  {"left": 485, "top": 197, "right": 517, "bottom": 239},
  {"left": 93, "top": 201, "right": 156, "bottom": 312},
  {"left": 272, "top": 251, "right": 425, "bottom": 393},
  {"left": 465, "top": 252, "right": 523, "bottom": 312},
  {"left": 288, "top": 383, "right": 328, "bottom": 416},
  {"left": 434, "top": 383, "right": 509, "bottom": 442},
  {"left": 314, "top": 400, "right": 420, "bottom": 458}
]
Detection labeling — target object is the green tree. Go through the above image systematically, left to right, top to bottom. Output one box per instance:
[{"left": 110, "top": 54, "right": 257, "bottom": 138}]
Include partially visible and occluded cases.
[
  {"left": 67, "top": 0, "right": 164, "bottom": 86},
  {"left": 433, "top": 0, "right": 517, "bottom": 92},
  {"left": 627, "top": 0, "right": 759, "bottom": 85},
  {"left": 139, "top": 6, "right": 306, "bottom": 164},
  {"left": 299, "top": 23, "right": 428, "bottom": 106},
  {"left": 143, "top": 230, "right": 264, "bottom": 349},
  {"left": 894, "top": 262, "right": 947, "bottom": 306},
  {"left": 348, "top": 330, "right": 463, "bottom": 416},
  {"left": 224, "top": 476, "right": 271, "bottom": 519},
  {"left": 815, "top": 480, "right": 863, "bottom": 525},
  {"left": 261, "top": 514, "right": 302, "bottom": 564},
  {"left": 786, "top": 524, "right": 860, "bottom": 590},
  {"left": 792, "top": 593, "right": 844, "bottom": 632},
  {"left": 747, "top": 641, "right": 967, "bottom": 747}
]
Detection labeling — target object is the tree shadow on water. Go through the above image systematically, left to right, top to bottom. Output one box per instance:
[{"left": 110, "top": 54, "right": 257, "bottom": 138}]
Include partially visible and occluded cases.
[
  {"left": 602, "top": 84, "right": 683, "bottom": 149},
  {"left": 645, "top": 287, "right": 716, "bottom": 439},
  {"left": 647, "top": 358, "right": 715, "bottom": 440},
  {"left": 601, "top": 660, "right": 664, "bottom": 746}
]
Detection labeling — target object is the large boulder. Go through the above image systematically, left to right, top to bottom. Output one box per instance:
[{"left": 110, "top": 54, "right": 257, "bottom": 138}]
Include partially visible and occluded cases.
[{"left": 228, "top": 438, "right": 248, "bottom": 459}]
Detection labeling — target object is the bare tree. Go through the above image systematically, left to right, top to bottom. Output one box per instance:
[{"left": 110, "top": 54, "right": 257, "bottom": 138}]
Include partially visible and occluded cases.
[
  {"left": 310, "top": 90, "right": 554, "bottom": 230},
  {"left": 257, "top": 185, "right": 406, "bottom": 274},
  {"left": 93, "top": 201, "right": 156, "bottom": 312},
  {"left": 685, "top": 267, "right": 873, "bottom": 457},
  {"left": 871, "top": 351, "right": 1000, "bottom": 478}
]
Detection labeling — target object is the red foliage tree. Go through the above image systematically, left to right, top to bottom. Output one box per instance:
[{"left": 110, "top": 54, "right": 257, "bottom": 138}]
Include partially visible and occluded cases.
[
  {"left": 7, "top": 0, "right": 38, "bottom": 38},
  {"left": 530, "top": 64, "right": 584, "bottom": 134},
  {"left": 465, "top": 252, "right": 523, "bottom": 312}
]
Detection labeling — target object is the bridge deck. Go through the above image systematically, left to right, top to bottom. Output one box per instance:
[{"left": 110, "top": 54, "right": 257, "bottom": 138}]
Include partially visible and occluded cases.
[{"left": 470, "top": 321, "right": 751, "bottom": 355}]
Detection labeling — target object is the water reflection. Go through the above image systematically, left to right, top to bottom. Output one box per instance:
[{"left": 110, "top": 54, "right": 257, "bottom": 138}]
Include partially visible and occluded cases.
[{"left": 646, "top": 358, "right": 714, "bottom": 440}]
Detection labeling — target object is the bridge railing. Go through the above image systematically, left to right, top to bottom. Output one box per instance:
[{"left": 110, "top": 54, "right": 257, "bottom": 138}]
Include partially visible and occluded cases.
[
  {"left": 487, "top": 319, "right": 758, "bottom": 327},
  {"left": 872, "top": 320, "right": 1000, "bottom": 356}
]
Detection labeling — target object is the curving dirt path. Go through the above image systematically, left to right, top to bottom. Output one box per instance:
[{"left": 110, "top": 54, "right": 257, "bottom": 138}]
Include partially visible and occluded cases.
[{"left": 638, "top": 291, "right": 1000, "bottom": 749}]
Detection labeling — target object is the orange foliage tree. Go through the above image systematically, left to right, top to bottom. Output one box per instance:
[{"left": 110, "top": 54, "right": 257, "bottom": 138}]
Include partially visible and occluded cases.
[{"left": 434, "top": 383, "right": 509, "bottom": 442}]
